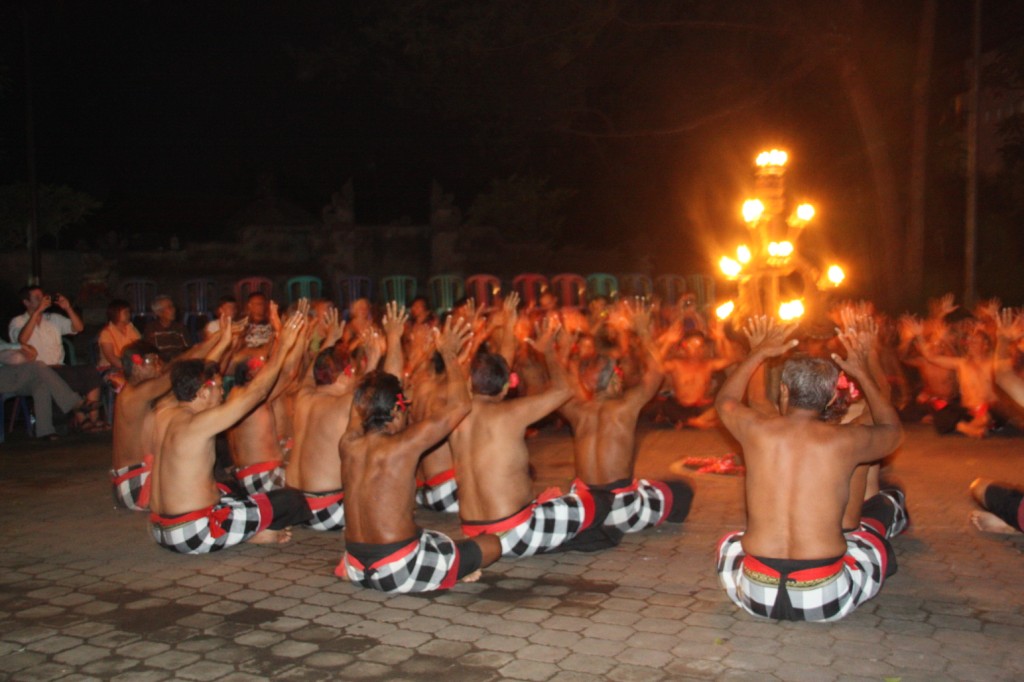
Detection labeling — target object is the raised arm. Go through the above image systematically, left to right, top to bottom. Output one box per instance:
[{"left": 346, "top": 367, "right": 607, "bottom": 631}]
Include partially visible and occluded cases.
[
  {"left": 498, "top": 292, "right": 520, "bottom": 366},
  {"left": 625, "top": 298, "right": 667, "bottom": 409},
  {"left": 382, "top": 301, "right": 407, "bottom": 379},
  {"left": 994, "top": 308, "right": 1024, "bottom": 407},
  {"left": 507, "top": 316, "right": 573, "bottom": 424},
  {"left": 715, "top": 316, "right": 798, "bottom": 433}
]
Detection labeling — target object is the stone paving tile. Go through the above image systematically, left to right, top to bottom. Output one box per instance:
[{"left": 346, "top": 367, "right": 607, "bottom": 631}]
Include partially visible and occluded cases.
[{"left": 2, "top": 427, "right": 1024, "bottom": 680}]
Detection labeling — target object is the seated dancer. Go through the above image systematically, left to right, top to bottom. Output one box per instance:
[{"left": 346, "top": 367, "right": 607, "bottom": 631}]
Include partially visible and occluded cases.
[
  {"left": 562, "top": 300, "right": 694, "bottom": 544},
  {"left": 226, "top": 302, "right": 311, "bottom": 495},
  {"left": 287, "top": 306, "right": 382, "bottom": 531},
  {"left": 148, "top": 312, "right": 311, "bottom": 553},
  {"left": 337, "top": 317, "right": 501, "bottom": 593},
  {"left": 451, "top": 317, "right": 609, "bottom": 556},
  {"left": 715, "top": 317, "right": 906, "bottom": 622},
  {"left": 111, "top": 320, "right": 235, "bottom": 511},
  {"left": 657, "top": 325, "right": 734, "bottom": 429},
  {"left": 408, "top": 351, "right": 461, "bottom": 513}
]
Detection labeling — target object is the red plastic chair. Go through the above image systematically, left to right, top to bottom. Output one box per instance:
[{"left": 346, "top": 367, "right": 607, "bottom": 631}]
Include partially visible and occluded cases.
[
  {"left": 512, "top": 273, "right": 549, "bottom": 309},
  {"left": 549, "top": 273, "right": 587, "bottom": 309},
  {"left": 465, "top": 274, "right": 502, "bottom": 309},
  {"left": 235, "top": 277, "right": 274, "bottom": 303}
]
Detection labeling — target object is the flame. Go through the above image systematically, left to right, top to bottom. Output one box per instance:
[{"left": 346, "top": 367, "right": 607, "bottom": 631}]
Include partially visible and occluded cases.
[
  {"left": 756, "top": 149, "right": 789, "bottom": 167},
  {"left": 742, "top": 199, "right": 765, "bottom": 224},
  {"left": 796, "top": 203, "right": 815, "bottom": 221},
  {"left": 736, "top": 245, "right": 752, "bottom": 264},
  {"left": 719, "top": 256, "right": 742, "bottom": 278},
  {"left": 827, "top": 264, "right": 845, "bottom": 285},
  {"left": 778, "top": 299, "right": 805, "bottom": 321},
  {"left": 716, "top": 300, "right": 735, "bottom": 320}
]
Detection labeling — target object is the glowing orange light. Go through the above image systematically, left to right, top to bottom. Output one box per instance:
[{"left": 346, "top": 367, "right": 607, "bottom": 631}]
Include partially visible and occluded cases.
[
  {"left": 756, "top": 149, "right": 789, "bottom": 168},
  {"left": 742, "top": 199, "right": 765, "bottom": 224},
  {"left": 796, "top": 203, "right": 815, "bottom": 221},
  {"left": 737, "top": 245, "right": 752, "bottom": 264},
  {"left": 719, "top": 256, "right": 742, "bottom": 278},
  {"left": 827, "top": 264, "right": 845, "bottom": 286},
  {"left": 778, "top": 299, "right": 805, "bottom": 321},
  {"left": 716, "top": 301, "right": 735, "bottom": 320}
]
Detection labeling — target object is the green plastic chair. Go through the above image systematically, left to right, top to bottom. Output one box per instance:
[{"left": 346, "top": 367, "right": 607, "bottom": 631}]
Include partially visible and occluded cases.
[
  {"left": 586, "top": 273, "right": 619, "bottom": 300},
  {"left": 429, "top": 274, "right": 465, "bottom": 317},
  {"left": 381, "top": 275, "right": 418, "bottom": 307},
  {"left": 286, "top": 276, "right": 323, "bottom": 304}
]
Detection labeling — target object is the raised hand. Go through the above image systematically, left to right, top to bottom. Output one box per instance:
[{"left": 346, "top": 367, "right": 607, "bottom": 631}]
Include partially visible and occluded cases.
[
  {"left": 503, "top": 292, "right": 520, "bottom": 327},
  {"left": 931, "top": 293, "right": 958, "bottom": 320},
  {"left": 295, "top": 297, "right": 311, "bottom": 319},
  {"left": 628, "top": 297, "right": 653, "bottom": 337},
  {"left": 978, "top": 298, "right": 1001, "bottom": 321},
  {"left": 269, "top": 300, "right": 282, "bottom": 331},
  {"left": 382, "top": 301, "right": 408, "bottom": 338},
  {"left": 322, "top": 306, "right": 345, "bottom": 348},
  {"left": 996, "top": 308, "right": 1024, "bottom": 342},
  {"left": 279, "top": 311, "right": 306, "bottom": 349},
  {"left": 527, "top": 314, "right": 562, "bottom": 354},
  {"left": 904, "top": 315, "right": 924, "bottom": 339},
  {"left": 434, "top": 316, "right": 473, "bottom": 359},
  {"left": 742, "top": 316, "right": 798, "bottom": 357},
  {"left": 362, "top": 328, "right": 383, "bottom": 371},
  {"left": 832, "top": 328, "right": 871, "bottom": 380}
]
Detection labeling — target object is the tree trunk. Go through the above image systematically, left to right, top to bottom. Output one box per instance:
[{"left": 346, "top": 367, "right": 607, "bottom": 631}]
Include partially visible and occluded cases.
[{"left": 905, "top": 0, "right": 937, "bottom": 304}]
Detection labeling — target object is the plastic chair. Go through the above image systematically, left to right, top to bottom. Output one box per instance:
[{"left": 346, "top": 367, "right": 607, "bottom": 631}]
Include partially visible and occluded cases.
[
  {"left": 512, "top": 273, "right": 549, "bottom": 309},
  {"left": 549, "top": 273, "right": 587, "bottom": 309},
  {"left": 586, "top": 273, "right": 619, "bottom": 300},
  {"left": 618, "top": 273, "right": 653, "bottom": 298},
  {"left": 428, "top": 274, "right": 465, "bottom": 317},
  {"left": 465, "top": 274, "right": 502, "bottom": 310},
  {"left": 655, "top": 274, "right": 688, "bottom": 304},
  {"left": 686, "top": 274, "right": 716, "bottom": 310},
  {"left": 334, "top": 275, "right": 374, "bottom": 310},
  {"left": 286, "top": 276, "right": 323, "bottom": 304},
  {"left": 380, "top": 276, "right": 417, "bottom": 307},
  {"left": 235, "top": 277, "right": 274, "bottom": 303},
  {"left": 121, "top": 278, "right": 157, "bottom": 325},
  {"left": 182, "top": 278, "right": 218, "bottom": 338},
  {"left": 62, "top": 337, "right": 79, "bottom": 366},
  {"left": 1, "top": 394, "right": 34, "bottom": 444}
]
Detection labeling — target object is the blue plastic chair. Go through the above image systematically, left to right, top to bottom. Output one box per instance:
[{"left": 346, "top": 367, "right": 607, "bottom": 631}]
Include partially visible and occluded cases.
[
  {"left": 550, "top": 273, "right": 587, "bottom": 309},
  {"left": 586, "top": 273, "right": 619, "bottom": 300},
  {"left": 618, "top": 273, "right": 653, "bottom": 298},
  {"left": 429, "top": 274, "right": 465, "bottom": 317},
  {"left": 655, "top": 274, "right": 688, "bottom": 304},
  {"left": 686, "top": 274, "right": 716, "bottom": 310},
  {"left": 334, "top": 275, "right": 374, "bottom": 311},
  {"left": 380, "top": 275, "right": 418, "bottom": 307},
  {"left": 286, "top": 276, "right": 324, "bottom": 304},
  {"left": 121, "top": 278, "right": 157, "bottom": 326},
  {"left": 182, "top": 278, "right": 218, "bottom": 339},
  {"left": 62, "top": 336, "right": 79, "bottom": 366},
  {"left": 1, "top": 394, "right": 34, "bottom": 443}
]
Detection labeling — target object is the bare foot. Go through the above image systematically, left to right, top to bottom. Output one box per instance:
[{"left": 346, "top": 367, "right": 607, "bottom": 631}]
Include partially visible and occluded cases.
[
  {"left": 955, "top": 421, "right": 986, "bottom": 439},
  {"left": 969, "top": 510, "right": 1017, "bottom": 534},
  {"left": 249, "top": 528, "right": 292, "bottom": 544},
  {"left": 460, "top": 569, "right": 483, "bottom": 583}
]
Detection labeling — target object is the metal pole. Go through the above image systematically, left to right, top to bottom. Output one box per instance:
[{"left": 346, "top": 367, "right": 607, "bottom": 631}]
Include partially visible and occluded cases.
[
  {"left": 964, "top": 0, "right": 981, "bottom": 308},
  {"left": 23, "top": 6, "right": 41, "bottom": 286}
]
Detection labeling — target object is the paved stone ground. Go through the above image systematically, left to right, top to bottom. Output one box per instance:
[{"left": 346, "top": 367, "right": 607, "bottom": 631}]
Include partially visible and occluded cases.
[{"left": 0, "top": 423, "right": 1021, "bottom": 681}]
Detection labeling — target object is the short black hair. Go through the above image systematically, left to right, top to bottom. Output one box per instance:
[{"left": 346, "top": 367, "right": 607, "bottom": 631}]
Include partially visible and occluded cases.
[
  {"left": 18, "top": 285, "right": 42, "bottom": 302},
  {"left": 217, "top": 294, "right": 237, "bottom": 306},
  {"left": 106, "top": 299, "right": 131, "bottom": 324},
  {"left": 314, "top": 342, "right": 353, "bottom": 386},
  {"left": 471, "top": 352, "right": 510, "bottom": 396},
  {"left": 171, "top": 360, "right": 220, "bottom": 401},
  {"left": 354, "top": 370, "right": 404, "bottom": 432}
]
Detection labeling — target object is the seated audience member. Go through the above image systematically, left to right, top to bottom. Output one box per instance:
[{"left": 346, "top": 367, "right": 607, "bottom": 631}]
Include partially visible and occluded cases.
[
  {"left": 9, "top": 285, "right": 104, "bottom": 429},
  {"left": 143, "top": 295, "right": 191, "bottom": 361},
  {"left": 203, "top": 295, "right": 239, "bottom": 340},
  {"left": 97, "top": 299, "right": 141, "bottom": 391},
  {"left": 561, "top": 301, "right": 693, "bottom": 547},
  {"left": 148, "top": 312, "right": 310, "bottom": 554},
  {"left": 452, "top": 316, "right": 610, "bottom": 556},
  {"left": 715, "top": 317, "right": 906, "bottom": 622},
  {"left": 337, "top": 318, "right": 501, "bottom": 593},
  {"left": 111, "top": 322, "right": 235, "bottom": 511},
  {"left": 0, "top": 341, "right": 85, "bottom": 440}
]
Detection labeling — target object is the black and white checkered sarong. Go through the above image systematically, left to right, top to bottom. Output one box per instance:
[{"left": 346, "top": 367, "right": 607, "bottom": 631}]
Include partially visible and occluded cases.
[
  {"left": 110, "top": 457, "right": 152, "bottom": 511},
  {"left": 234, "top": 460, "right": 286, "bottom": 495},
  {"left": 416, "top": 469, "right": 460, "bottom": 513},
  {"left": 573, "top": 478, "right": 671, "bottom": 534},
  {"left": 462, "top": 487, "right": 595, "bottom": 557},
  {"left": 303, "top": 489, "right": 345, "bottom": 531},
  {"left": 150, "top": 492, "right": 271, "bottom": 554},
  {"left": 338, "top": 530, "right": 461, "bottom": 593}
]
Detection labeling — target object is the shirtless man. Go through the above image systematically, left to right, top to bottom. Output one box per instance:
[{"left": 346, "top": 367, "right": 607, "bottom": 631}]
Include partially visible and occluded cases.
[
  {"left": 562, "top": 301, "right": 694, "bottom": 543},
  {"left": 226, "top": 303, "right": 311, "bottom": 495},
  {"left": 287, "top": 307, "right": 383, "bottom": 531},
  {"left": 967, "top": 308, "right": 1024, "bottom": 535},
  {"left": 148, "top": 312, "right": 310, "bottom": 554},
  {"left": 715, "top": 316, "right": 907, "bottom": 622},
  {"left": 909, "top": 316, "right": 999, "bottom": 438},
  {"left": 337, "top": 317, "right": 502, "bottom": 592},
  {"left": 451, "top": 318, "right": 609, "bottom": 556},
  {"left": 110, "top": 320, "right": 234, "bottom": 511},
  {"left": 658, "top": 327, "right": 734, "bottom": 429}
]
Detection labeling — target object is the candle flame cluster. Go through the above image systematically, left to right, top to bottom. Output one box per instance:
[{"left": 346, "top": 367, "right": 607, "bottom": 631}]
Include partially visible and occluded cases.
[
  {"left": 756, "top": 149, "right": 789, "bottom": 168},
  {"left": 778, "top": 299, "right": 805, "bottom": 321}
]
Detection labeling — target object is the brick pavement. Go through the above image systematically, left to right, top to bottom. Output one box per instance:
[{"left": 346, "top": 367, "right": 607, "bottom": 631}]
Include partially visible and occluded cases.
[{"left": 0, "top": 424, "right": 1021, "bottom": 681}]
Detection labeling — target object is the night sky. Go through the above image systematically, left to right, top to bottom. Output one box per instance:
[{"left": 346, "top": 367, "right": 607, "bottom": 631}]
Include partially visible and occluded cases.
[{"left": 2, "top": 1, "right": 1022, "bottom": 296}]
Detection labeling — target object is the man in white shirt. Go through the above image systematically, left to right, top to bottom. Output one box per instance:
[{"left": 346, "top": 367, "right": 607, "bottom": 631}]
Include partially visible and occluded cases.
[
  {"left": 9, "top": 286, "right": 104, "bottom": 428},
  {"left": 0, "top": 341, "right": 85, "bottom": 439}
]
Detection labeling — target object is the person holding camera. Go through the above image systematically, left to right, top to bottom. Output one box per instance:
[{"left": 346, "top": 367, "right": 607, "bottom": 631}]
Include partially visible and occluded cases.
[{"left": 9, "top": 285, "right": 105, "bottom": 430}]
